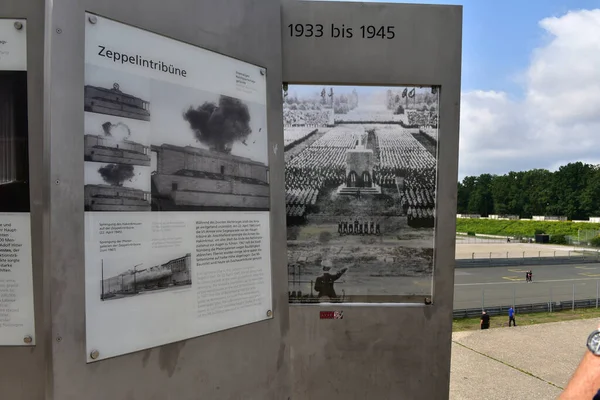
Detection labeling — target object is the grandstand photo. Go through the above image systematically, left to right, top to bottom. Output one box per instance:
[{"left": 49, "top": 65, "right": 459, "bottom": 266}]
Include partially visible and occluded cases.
[{"left": 285, "top": 84, "right": 439, "bottom": 303}]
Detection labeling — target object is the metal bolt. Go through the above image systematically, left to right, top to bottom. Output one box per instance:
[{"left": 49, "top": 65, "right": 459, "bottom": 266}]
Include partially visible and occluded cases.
[
  {"left": 88, "top": 15, "right": 97, "bottom": 24},
  {"left": 14, "top": 22, "right": 23, "bottom": 30},
  {"left": 56, "top": 28, "right": 62, "bottom": 34},
  {"left": 260, "top": 69, "right": 265, "bottom": 76},
  {"left": 55, "top": 180, "right": 59, "bottom": 185},
  {"left": 266, "top": 310, "right": 272, "bottom": 318},
  {"left": 23, "top": 335, "right": 32, "bottom": 344},
  {"left": 56, "top": 336, "right": 62, "bottom": 342},
  {"left": 90, "top": 350, "right": 100, "bottom": 360}
]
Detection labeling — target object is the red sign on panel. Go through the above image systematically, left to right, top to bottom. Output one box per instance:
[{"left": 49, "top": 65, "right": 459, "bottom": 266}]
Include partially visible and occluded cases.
[{"left": 320, "top": 311, "right": 343, "bottom": 319}]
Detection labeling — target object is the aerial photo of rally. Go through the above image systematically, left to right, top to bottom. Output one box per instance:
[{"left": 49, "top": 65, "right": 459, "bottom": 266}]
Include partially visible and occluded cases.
[{"left": 285, "top": 84, "right": 439, "bottom": 303}]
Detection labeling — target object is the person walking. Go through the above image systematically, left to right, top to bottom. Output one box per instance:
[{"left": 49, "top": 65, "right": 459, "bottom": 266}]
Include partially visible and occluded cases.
[
  {"left": 508, "top": 306, "right": 516, "bottom": 327},
  {"left": 480, "top": 310, "right": 490, "bottom": 330}
]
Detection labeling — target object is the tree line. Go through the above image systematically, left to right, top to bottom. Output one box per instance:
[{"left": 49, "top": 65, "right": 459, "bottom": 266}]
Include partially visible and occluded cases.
[{"left": 457, "top": 162, "right": 600, "bottom": 220}]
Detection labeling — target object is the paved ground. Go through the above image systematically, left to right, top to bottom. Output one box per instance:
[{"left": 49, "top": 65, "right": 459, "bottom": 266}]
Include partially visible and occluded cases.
[
  {"left": 456, "top": 242, "right": 582, "bottom": 259},
  {"left": 454, "top": 258, "right": 600, "bottom": 309},
  {"left": 454, "top": 262, "right": 600, "bottom": 309},
  {"left": 450, "top": 318, "right": 597, "bottom": 399}
]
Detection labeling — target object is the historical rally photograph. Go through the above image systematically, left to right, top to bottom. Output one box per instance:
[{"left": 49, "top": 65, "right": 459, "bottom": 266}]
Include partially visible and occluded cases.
[
  {"left": 285, "top": 84, "right": 439, "bottom": 303},
  {"left": 100, "top": 252, "right": 192, "bottom": 301}
]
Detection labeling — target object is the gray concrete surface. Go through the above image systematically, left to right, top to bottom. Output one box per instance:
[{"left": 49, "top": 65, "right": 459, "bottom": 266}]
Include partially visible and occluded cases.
[
  {"left": 454, "top": 263, "right": 600, "bottom": 309},
  {"left": 450, "top": 318, "right": 598, "bottom": 399}
]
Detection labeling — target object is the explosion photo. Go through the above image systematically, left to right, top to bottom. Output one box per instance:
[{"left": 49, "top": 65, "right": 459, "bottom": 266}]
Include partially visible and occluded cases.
[
  {"left": 149, "top": 79, "right": 269, "bottom": 212},
  {"left": 284, "top": 84, "right": 438, "bottom": 303}
]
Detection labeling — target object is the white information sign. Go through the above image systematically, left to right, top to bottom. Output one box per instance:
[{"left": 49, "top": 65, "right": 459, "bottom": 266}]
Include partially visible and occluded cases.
[
  {"left": 84, "top": 13, "right": 272, "bottom": 362},
  {"left": 0, "top": 19, "right": 35, "bottom": 346},
  {"left": 0, "top": 19, "right": 27, "bottom": 71}
]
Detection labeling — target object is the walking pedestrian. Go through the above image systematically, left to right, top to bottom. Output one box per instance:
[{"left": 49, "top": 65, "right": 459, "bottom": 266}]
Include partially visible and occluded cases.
[
  {"left": 508, "top": 306, "right": 516, "bottom": 327},
  {"left": 480, "top": 310, "right": 490, "bottom": 330}
]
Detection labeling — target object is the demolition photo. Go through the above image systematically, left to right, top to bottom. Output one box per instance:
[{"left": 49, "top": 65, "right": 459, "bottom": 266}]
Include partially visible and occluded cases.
[
  {"left": 0, "top": 71, "right": 30, "bottom": 213},
  {"left": 148, "top": 79, "right": 270, "bottom": 212},
  {"left": 284, "top": 84, "right": 439, "bottom": 303},
  {"left": 84, "top": 112, "right": 151, "bottom": 166},
  {"left": 84, "top": 161, "right": 152, "bottom": 212},
  {"left": 100, "top": 252, "right": 192, "bottom": 301}
]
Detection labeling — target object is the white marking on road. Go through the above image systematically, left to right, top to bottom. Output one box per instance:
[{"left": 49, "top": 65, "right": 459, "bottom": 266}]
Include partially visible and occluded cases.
[{"left": 455, "top": 277, "right": 600, "bottom": 286}]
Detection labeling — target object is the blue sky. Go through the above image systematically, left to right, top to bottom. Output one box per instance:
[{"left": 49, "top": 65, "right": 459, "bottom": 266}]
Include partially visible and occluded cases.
[
  {"left": 349, "top": 0, "right": 600, "bottom": 97},
  {"left": 325, "top": 1, "right": 600, "bottom": 179}
]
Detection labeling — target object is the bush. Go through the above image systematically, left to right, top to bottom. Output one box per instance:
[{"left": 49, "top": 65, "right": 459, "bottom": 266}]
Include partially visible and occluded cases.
[
  {"left": 455, "top": 219, "right": 600, "bottom": 237},
  {"left": 467, "top": 232, "right": 476, "bottom": 236},
  {"left": 550, "top": 234, "right": 567, "bottom": 245},
  {"left": 591, "top": 236, "right": 600, "bottom": 248}
]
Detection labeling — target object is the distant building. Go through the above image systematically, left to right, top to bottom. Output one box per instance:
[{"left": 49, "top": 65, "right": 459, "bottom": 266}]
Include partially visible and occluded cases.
[
  {"left": 84, "top": 82, "right": 150, "bottom": 121},
  {"left": 84, "top": 134, "right": 151, "bottom": 166},
  {"left": 151, "top": 144, "right": 269, "bottom": 211},
  {"left": 84, "top": 184, "right": 151, "bottom": 211},
  {"left": 456, "top": 214, "right": 481, "bottom": 219},
  {"left": 488, "top": 214, "right": 519, "bottom": 220},
  {"left": 532, "top": 216, "right": 567, "bottom": 222},
  {"left": 590, "top": 217, "right": 600, "bottom": 223}
]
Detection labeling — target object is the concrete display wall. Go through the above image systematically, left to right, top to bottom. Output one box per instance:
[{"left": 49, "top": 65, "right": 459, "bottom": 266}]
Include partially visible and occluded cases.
[
  {"left": 0, "top": 0, "right": 290, "bottom": 399},
  {"left": 46, "top": 0, "right": 289, "bottom": 398},
  {"left": 0, "top": 1, "right": 48, "bottom": 400},
  {"left": 1, "top": 1, "right": 460, "bottom": 399},
  {"left": 282, "top": 1, "right": 462, "bottom": 399}
]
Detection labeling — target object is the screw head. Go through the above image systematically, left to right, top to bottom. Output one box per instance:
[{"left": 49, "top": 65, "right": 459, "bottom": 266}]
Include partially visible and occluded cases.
[
  {"left": 88, "top": 15, "right": 97, "bottom": 24},
  {"left": 14, "top": 22, "right": 23, "bottom": 30},
  {"left": 56, "top": 28, "right": 62, "bottom": 34},
  {"left": 266, "top": 310, "right": 272, "bottom": 318},
  {"left": 23, "top": 335, "right": 32, "bottom": 344},
  {"left": 56, "top": 336, "right": 62, "bottom": 342},
  {"left": 90, "top": 350, "right": 100, "bottom": 360}
]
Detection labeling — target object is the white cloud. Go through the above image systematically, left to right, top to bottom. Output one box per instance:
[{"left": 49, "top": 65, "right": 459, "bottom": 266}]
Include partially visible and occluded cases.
[{"left": 459, "top": 9, "right": 600, "bottom": 179}]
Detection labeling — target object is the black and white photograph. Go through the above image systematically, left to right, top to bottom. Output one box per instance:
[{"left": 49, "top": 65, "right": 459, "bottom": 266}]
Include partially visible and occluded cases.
[
  {"left": 84, "top": 64, "right": 153, "bottom": 212},
  {"left": 84, "top": 64, "right": 151, "bottom": 122},
  {"left": 0, "top": 71, "right": 29, "bottom": 213},
  {"left": 149, "top": 79, "right": 269, "bottom": 212},
  {"left": 285, "top": 84, "right": 438, "bottom": 303},
  {"left": 84, "top": 112, "right": 151, "bottom": 166},
  {"left": 84, "top": 161, "right": 152, "bottom": 211},
  {"left": 100, "top": 252, "right": 192, "bottom": 301}
]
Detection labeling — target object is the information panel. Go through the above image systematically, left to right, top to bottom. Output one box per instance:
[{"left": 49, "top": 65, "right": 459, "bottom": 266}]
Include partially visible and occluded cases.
[
  {"left": 84, "top": 14, "right": 272, "bottom": 362},
  {"left": 0, "top": 19, "right": 35, "bottom": 346},
  {"left": 284, "top": 84, "right": 439, "bottom": 303}
]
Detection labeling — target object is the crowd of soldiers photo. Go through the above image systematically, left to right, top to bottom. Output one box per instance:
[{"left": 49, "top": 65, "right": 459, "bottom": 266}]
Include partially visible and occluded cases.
[{"left": 337, "top": 219, "right": 381, "bottom": 235}]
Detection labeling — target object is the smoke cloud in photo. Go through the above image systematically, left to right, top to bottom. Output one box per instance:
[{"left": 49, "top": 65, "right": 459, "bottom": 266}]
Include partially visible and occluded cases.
[
  {"left": 183, "top": 95, "right": 252, "bottom": 154},
  {"left": 101, "top": 121, "right": 132, "bottom": 142},
  {"left": 97, "top": 163, "right": 135, "bottom": 186}
]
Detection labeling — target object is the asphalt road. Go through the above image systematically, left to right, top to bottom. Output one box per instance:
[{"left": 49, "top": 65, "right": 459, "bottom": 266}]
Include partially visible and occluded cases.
[{"left": 454, "top": 262, "right": 600, "bottom": 309}]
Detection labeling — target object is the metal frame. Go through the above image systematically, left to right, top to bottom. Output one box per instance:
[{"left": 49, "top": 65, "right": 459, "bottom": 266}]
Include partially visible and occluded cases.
[
  {"left": 44, "top": 0, "right": 289, "bottom": 398},
  {"left": 0, "top": 1, "right": 49, "bottom": 399},
  {"left": 282, "top": 1, "right": 462, "bottom": 398}
]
